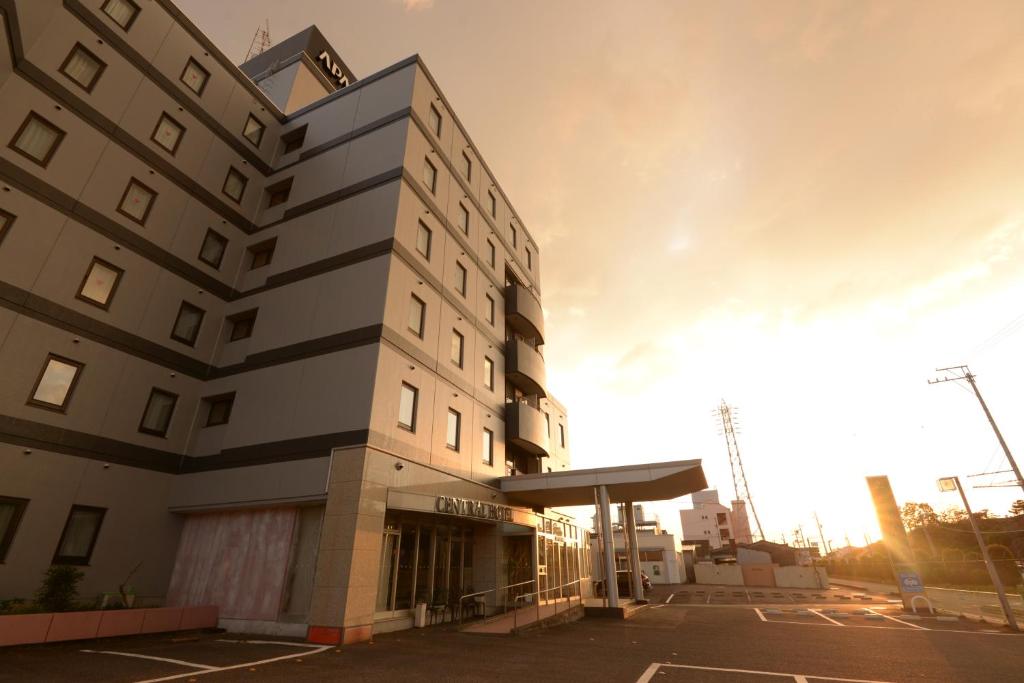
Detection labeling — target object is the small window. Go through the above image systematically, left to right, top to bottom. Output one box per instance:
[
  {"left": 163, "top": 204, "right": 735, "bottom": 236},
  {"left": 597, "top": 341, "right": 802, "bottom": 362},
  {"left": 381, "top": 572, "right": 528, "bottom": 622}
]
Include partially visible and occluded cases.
[
  {"left": 101, "top": 0, "right": 139, "bottom": 30},
  {"left": 59, "top": 43, "right": 106, "bottom": 92},
  {"left": 180, "top": 57, "right": 209, "bottom": 95},
  {"left": 428, "top": 104, "right": 442, "bottom": 136},
  {"left": 9, "top": 112, "right": 65, "bottom": 167},
  {"left": 151, "top": 113, "right": 185, "bottom": 155},
  {"left": 242, "top": 114, "right": 265, "bottom": 148},
  {"left": 281, "top": 125, "right": 307, "bottom": 154},
  {"left": 461, "top": 151, "right": 472, "bottom": 181},
  {"left": 423, "top": 158, "right": 437, "bottom": 194},
  {"left": 222, "top": 166, "right": 247, "bottom": 203},
  {"left": 117, "top": 178, "right": 156, "bottom": 225},
  {"left": 265, "top": 178, "right": 293, "bottom": 208},
  {"left": 488, "top": 190, "right": 496, "bottom": 218},
  {"left": 458, "top": 203, "right": 469, "bottom": 234},
  {"left": 0, "top": 209, "right": 14, "bottom": 246},
  {"left": 416, "top": 221, "right": 431, "bottom": 259},
  {"left": 510, "top": 223, "right": 517, "bottom": 248},
  {"left": 198, "top": 228, "right": 227, "bottom": 269},
  {"left": 247, "top": 238, "right": 276, "bottom": 270},
  {"left": 486, "top": 240, "right": 496, "bottom": 268},
  {"left": 526, "top": 246, "right": 532, "bottom": 271},
  {"left": 76, "top": 257, "right": 123, "bottom": 309},
  {"left": 455, "top": 262, "right": 467, "bottom": 296},
  {"left": 485, "top": 294, "right": 495, "bottom": 326},
  {"left": 408, "top": 295, "right": 425, "bottom": 338},
  {"left": 170, "top": 301, "right": 204, "bottom": 346},
  {"left": 227, "top": 309, "right": 257, "bottom": 341},
  {"left": 451, "top": 329, "right": 464, "bottom": 368},
  {"left": 28, "top": 355, "right": 83, "bottom": 412},
  {"left": 484, "top": 356, "right": 494, "bottom": 391},
  {"left": 398, "top": 382, "right": 417, "bottom": 431},
  {"left": 139, "top": 387, "right": 177, "bottom": 437},
  {"left": 204, "top": 393, "right": 234, "bottom": 427},
  {"left": 446, "top": 408, "right": 461, "bottom": 451},
  {"left": 544, "top": 411, "right": 551, "bottom": 436},
  {"left": 559, "top": 423, "right": 566, "bottom": 448},
  {"left": 482, "top": 428, "right": 493, "bottom": 466},
  {"left": 0, "top": 496, "right": 29, "bottom": 562},
  {"left": 53, "top": 505, "right": 105, "bottom": 565}
]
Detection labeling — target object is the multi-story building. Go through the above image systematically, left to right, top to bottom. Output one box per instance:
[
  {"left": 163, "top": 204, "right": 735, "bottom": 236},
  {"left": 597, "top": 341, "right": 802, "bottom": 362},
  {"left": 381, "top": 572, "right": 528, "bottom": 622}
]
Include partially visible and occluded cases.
[
  {"left": 679, "top": 489, "right": 753, "bottom": 549},
  {"left": 588, "top": 509, "right": 682, "bottom": 584}
]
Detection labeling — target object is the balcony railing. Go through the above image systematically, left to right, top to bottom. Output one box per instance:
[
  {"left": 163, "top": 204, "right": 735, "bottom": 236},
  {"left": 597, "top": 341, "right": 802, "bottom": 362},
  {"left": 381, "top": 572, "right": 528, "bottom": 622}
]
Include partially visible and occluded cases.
[
  {"left": 505, "top": 282, "right": 545, "bottom": 345},
  {"left": 506, "top": 338, "right": 547, "bottom": 398},
  {"left": 506, "top": 401, "right": 550, "bottom": 457}
]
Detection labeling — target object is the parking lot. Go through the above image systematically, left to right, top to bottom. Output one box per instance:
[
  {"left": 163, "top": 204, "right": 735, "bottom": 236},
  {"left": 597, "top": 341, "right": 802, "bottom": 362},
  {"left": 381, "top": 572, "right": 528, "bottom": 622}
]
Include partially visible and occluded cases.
[{"left": 649, "top": 584, "right": 894, "bottom": 606}]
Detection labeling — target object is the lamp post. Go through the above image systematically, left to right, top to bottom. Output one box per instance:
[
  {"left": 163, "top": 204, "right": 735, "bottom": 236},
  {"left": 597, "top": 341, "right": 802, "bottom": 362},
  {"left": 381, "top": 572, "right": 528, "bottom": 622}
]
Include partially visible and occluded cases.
[{"left": 937, "top": 476, "right": 1019, "bottom": 631}]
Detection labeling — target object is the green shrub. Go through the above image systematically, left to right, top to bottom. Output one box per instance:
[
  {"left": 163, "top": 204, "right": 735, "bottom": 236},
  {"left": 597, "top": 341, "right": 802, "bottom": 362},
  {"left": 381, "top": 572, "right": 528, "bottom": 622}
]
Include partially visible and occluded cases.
[{"left": 34, "top": 565, "right": 84, "bottom": 612}]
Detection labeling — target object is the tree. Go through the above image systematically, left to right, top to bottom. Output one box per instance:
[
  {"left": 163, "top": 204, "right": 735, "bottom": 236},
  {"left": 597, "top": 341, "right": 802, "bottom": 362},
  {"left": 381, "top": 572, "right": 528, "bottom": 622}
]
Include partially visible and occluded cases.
[
  {"left": 1009, "top": 500, "right": 1024, "bottom": 517},
  {"left": 901, "top": 502, "right": 938, "bottom": 530},
  {"left": 937, "top": 506, "right": 968, "bottom": 524},
  {"left": 34, "top": 565, "right": 84, "bottom": 612}
]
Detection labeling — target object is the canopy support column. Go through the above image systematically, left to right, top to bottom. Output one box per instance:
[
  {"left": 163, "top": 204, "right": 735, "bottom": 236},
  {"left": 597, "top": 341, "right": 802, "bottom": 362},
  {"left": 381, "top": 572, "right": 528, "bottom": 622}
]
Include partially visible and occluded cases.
[
  {"left": 598, "top": 485, "right": 619, "bottom": 608},
  {"left": 624, "top": 501, "right": 645, "bottom": 602}
]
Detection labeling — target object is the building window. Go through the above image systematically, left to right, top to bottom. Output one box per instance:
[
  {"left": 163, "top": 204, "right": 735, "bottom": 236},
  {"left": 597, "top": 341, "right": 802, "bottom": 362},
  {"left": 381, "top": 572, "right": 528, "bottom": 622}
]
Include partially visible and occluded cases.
[
  {"left": 101, "top": 0, "right": 139, "bottom": 30},
  {"left": 59, "top": 43, "right": 106, "bottom": 92},
  {"left": 180, "top": 57, "right": 209, "bottom": 95},
  {"left": 428, "top": 104, "right": 442, "bottom": 136},
  {"left": 9, "top": 112, "right": 65, "bottom": 167},
  {"left": 151, "top": 113, "right": 185, "bottom": 155},
  {"left": 242, "top": 114, "right": 265, "bottom": 148},
  {"left": 281, "top": 125, "right": 307, "bottom": 154},
  {"left": 461, "top": 151, "right": 472, "bottom": 181},
  {"left": 423, "top": 158, "right": 437, "bottom": 194},
  {"left": 222, "top": 167, "right": 247, "bottom": 203},
  {"left": 116, "top": 178, "right": 156, "bottom": 225},
  {"left": 265, "top": 178, "right": 293, "bottom": 208},
  {"left": 488, "top": 190, "right": 496, "bottom": 218},
  {"left": 459, "top": 203, "right": 469, "bottom": 234},
  {"left": 0, "top": 209, "right": 14, "bottom": 247},
  {"left": 416, "top": 221, "right": 432, "bottom": 259},
  {"left": 510, "top": 223, "right": 517, "bottom": 248},
  {"left": 198, "top": 228, "right": 227, "bottom": 269},
  {"left": 247, "top": 238, "right": 276, "bottom": 270},
  {"left": 486, "top": 240, "right": 495, "bottom": 268},
  {"left": 526, "top": 246, "right": 532, "bottom": 271},
  {"left": 76, "top": 257, "right": 123, "bottom": 309},
  {"left": 455, "top": 262, "right": 467, "bottom": 296},
  {"left": 485, "top": 294, "right": 495, "bottom": 325},
  {"left": 408, "top": 295, "right": 425, "bottom": 338},
  {"left": 170, "top": 300, "right": 204, "bottom": 346},
  {"left": 227, "top": 309, "right": 257, "bottom": 341},
  {"left": 451, "top": 329, "right": 464, "bottom": 368},
  {"left": 28, "top": 355, "right": 83, "bottom": 412},
  {"left": 484, "top": 356, "right": 494, "bottom": 391},
  {"left": 398, "top": 382, "right": 417, "bottom": 431},
  {"left": 139, "top": 388, "right": 177, "bottom": 436},
  {"left": 204, "top": 393, "right": 234, "bottom": 427},
  {"left": 446, "top": 408, "right": 461, "bottom": 451},
  {"left": 544, "top": 412, "right": 551, "bottom": 437},
  {"left": 559, "top": 423, "right": 566, "bottom": 448},
  {"left": 482, "top": 428, "right": 493, "bottom": 466},
  {"left": 0, "top": 496, "right": 29, "bottom": 562},
  {"left": 53, "top": 505, "right": 105, "bottom": 565}
]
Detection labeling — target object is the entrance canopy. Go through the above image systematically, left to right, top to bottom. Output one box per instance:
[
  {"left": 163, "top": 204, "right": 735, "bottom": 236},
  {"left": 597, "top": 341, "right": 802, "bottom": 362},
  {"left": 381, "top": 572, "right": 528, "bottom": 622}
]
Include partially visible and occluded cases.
[{"left": 499, "top": 459, "right": 707, "bottom": 508}]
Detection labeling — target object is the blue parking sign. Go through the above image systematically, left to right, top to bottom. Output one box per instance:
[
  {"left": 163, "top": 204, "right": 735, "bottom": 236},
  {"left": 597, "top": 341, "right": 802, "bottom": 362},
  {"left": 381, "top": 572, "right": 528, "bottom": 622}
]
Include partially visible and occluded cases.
[{"left": 898, "top": 571, "right": 924, "bottom": 593}]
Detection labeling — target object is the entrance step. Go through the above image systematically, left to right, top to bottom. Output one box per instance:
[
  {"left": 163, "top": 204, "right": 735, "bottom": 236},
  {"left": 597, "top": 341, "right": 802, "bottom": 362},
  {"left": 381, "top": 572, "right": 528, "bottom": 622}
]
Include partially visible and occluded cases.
[
  {"left": 461, "top": 598, "right": 582, "bottom": 636},
  {"left": 584, "top": 599, "right": 650, "bottom": 621}
]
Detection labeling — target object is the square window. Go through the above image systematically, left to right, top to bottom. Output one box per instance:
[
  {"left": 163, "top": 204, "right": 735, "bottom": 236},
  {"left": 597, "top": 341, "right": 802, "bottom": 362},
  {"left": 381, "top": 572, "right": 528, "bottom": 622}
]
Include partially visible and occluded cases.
[
  {"left": 101, "top": 0, "right": 139, "bottom": 30},
  {"left": 59, "top": 43, "right": 106, "bottom": 92},
  {"left": 180, "top": 57, "right": 210, "bottom": 96},
  {"left": 428, "top": 104, "right": 442, "bottom": 136},
  {"left": 9, "top": 112, "right": 65, "bottom": 167},
  {"left": 151, "top": 113, "right": 185, "bottom": 155},
  {"left": 242, "top": 114, "right": 265, "bottom": 148},
  {"left": 281, "top": 125, "right": 307, "bottom": 154},
  {"left": 461, "top": 151, "right": 472, "bottom": 181},
  {"left": 423, "top": 158, "right": 437, "bottom": 194},
  {"left": 222, "top": 166, "right": 247, "bottom": 203},
  {"left": 117, "top": 178, "right": 156, "bottom": 225},
  {"left": 265, "top": 178, "right": 293, "bottom": 208},
  {"left": 488, "top": 191, "right": 496, "bottom": 218},
  {"left": 459, "top": 203, "right": 469, "bottom": 234},
  {"left": 0, "top": 209, "right": 14, "bottom": 246},
  {"left": 416, "top": 221, "right": 432, "bottom": 259},
  {"left": 510, "top": 223, "right": 517, "bottom": 248},
  {"left": 198, "top": 228, "right": 227, "bottom": 269},
  {"left": 248, "top": 238, "right": 276, "bottom": 270},
  {"left": 486, "top": 240, "right": 496, "bottom": 268},
  {"left": 526, "top": 246, "right": 532, "bottom": 270},
  {"left": 76, "top": 257, "right": 123, "bottom": 309},
  {"left": 455, "top": 262, "right": 467, "bottom": 296},
  {"left": 485, "top": 294, "right": 495, "bottom": 326},
  {"left": 408, "top": 295, "right": 425, "bottom": 338},
  {"left": 170, "top": 300, "right": 204, "bottom": 346},
  {"left": 228, "top": 309, "right": 257, "bottom": 341},
  {"left": 451, "top": 329, "right": 464, "bottom": 368},
  {"left": 28, "top": 355, "right": 83, "bottom": 412},
  {"left": 484, "top": 356, "right": 494, "bottom": 391},
  {"left": 398, "top": 382, "right": 417, "bottom": 431},
  {"left": 139, "top": 387, "right": 177, "bottom": 436},
  {"left": 204, "top": 393, "right": 234, "bottom": 427},
  {"left": 446, "top": 408, "right": 461, "bottom": 451},
  {"left": 482, "top": 428, "right": 493, "bottom": 466},
  {"left": 0, "top": 496, "right": 29, "bottom": 562},
  {"left": 53, "top": 505, "right": 105, "bottom": 565}
]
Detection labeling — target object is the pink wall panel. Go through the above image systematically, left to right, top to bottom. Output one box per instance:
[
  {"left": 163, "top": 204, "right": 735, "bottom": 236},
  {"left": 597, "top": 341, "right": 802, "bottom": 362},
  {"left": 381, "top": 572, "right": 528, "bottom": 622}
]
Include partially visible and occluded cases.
[{"left": 165, "top": 508, "right": 298, "bottom": 621}]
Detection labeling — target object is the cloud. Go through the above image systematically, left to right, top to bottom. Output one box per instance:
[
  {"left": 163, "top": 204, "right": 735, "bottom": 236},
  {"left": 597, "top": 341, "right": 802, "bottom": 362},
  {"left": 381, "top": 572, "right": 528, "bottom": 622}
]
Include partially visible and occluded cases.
[{"left": 401, "top": 0, "right": 434, "bottom": 11}]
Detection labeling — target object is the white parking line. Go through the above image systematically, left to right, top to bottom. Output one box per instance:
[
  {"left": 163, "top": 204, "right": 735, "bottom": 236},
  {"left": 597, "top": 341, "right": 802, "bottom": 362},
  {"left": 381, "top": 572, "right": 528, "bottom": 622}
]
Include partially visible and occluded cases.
[
  {"left": 665, "top": 592, "right": 675, "bottom": 603},
  {"left": 754, "top": 607, "right": 767, "bottom": 622},
  {"left": 865, "top": 608, "right": 928, "bottom": 630},
  {"left": 809, "top": 609, "right": 845, "bottom": 626},
  {"left": 215, "top": 639, "right": 325, "bottom": 648},
  {"left": 132, "top": 644, "right": 332, "bottom": 683},
  {"left": 81, "top": 650, "right": 215, "bottom": 670},
  {"left": 636, "top": 662, "right": 893, "bottom": 683}
]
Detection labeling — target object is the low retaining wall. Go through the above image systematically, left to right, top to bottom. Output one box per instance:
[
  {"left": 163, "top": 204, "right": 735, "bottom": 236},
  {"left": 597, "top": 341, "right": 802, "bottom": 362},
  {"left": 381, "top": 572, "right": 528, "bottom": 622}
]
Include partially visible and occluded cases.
[
  {"left": 694, "top": 563, "right": 744, "bottom": 586},
  {"left": 773, "top": 567, "right": 829, "bottom": 589},
  {"left": 0, "top": 605, "right": 218, "bottom": 647}
]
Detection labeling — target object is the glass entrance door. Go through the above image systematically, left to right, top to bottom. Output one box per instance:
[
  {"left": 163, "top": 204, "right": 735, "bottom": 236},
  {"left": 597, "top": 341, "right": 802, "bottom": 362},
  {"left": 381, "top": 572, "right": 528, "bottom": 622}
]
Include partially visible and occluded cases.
[{"left": 376, "top": 529, "right": 399, "bottom": 612}]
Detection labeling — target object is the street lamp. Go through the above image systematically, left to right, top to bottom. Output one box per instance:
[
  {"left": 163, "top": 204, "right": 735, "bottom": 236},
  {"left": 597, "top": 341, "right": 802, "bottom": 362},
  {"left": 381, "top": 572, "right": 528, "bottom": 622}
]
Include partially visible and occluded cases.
[{"left": 937, "top": 476, "right": 1019, "bottom": 632}]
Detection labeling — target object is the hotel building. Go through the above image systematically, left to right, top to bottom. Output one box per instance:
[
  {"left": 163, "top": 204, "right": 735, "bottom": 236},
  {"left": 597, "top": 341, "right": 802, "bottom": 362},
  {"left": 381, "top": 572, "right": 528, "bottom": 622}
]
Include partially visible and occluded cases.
[{"left": 0, "top": 0, "right": 706, "bottom": 644}]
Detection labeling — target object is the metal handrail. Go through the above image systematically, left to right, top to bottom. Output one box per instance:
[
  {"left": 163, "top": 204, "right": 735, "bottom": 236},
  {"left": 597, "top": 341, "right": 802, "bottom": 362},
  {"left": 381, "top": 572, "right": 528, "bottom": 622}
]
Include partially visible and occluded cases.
[
  {"left": 456, "top": 579, "right": 536, "bottom": 624},
  {"left": 512, "top": 579, "right": 583, "bottom": 633}
]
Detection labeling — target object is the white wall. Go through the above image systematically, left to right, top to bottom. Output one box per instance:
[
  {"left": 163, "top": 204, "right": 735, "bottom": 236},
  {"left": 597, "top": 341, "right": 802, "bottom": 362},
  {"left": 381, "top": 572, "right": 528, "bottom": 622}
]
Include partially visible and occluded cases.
[
  {"left": 694, "top": 563, "right": 744, "bottom": 586},
  {"left": 773, "top": 566, "right": 829, "bottom": 589}
]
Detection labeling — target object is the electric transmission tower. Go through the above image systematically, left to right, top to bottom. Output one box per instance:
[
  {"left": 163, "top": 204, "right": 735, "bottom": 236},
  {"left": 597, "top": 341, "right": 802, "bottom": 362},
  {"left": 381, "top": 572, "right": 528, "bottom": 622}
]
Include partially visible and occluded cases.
[
  {"left": 245, "top": 20, "right": 272, "bottom": 62},
  {"left": 715, "top": 400, "right": 766, "bottom": 541}
]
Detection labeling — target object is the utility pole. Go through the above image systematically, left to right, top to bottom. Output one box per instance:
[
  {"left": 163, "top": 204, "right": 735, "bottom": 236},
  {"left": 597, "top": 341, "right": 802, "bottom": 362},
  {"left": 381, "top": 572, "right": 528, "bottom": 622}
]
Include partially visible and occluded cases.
[
  {"left": 929, "top": 365, "right": 1024, "bottom": 497},
  {"left": 715, "top": 401, "right": 765, "bottom": 541},
  {"left": 814, "top": 512, "right": 828, "bottom": 554}
]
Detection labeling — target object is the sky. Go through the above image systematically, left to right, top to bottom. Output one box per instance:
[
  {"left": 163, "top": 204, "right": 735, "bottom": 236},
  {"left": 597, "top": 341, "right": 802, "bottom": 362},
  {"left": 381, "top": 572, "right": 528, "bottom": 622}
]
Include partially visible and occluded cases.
[{"left": 178, "top": 0, "right": 1024, "bottom": 549}]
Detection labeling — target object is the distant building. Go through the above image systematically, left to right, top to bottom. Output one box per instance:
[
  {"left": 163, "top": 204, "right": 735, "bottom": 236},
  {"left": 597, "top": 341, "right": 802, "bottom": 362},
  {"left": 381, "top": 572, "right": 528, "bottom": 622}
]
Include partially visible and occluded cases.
[
  {"left": 680, "top": 489, "right": 735, "bottom": 549},
  {"left": 590, "top": 515, "right": 682, "bottom": 584}
]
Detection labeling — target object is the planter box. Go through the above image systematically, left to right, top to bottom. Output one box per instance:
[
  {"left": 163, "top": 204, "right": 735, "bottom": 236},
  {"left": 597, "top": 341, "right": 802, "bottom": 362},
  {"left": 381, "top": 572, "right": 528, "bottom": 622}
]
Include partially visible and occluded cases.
[
  {"left": 0, "top": 605, "right": 217, "bottom": 647},
  {"left": 140, "top": 607, "right": 183, "bottom": 634},
  {"left": 97, "top": 610, "right": 147, "bottom": 638},
  {"left": 46, "top": 611, "right": 102, "bottom": 642},
  {"left": 0, "top": 614, "right": 53, "bottom": 647}
]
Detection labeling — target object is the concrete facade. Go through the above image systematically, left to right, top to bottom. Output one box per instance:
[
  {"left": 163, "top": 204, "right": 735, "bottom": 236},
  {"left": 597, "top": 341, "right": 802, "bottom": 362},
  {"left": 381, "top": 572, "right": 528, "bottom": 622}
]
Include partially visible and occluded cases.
[{"left": 680, "top": 489, "right": 736, "bottom": 550}]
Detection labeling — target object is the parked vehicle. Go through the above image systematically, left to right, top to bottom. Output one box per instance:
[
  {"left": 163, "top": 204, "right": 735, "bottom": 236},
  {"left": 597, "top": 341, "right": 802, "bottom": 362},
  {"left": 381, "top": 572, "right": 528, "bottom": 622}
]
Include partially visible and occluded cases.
[{"left": 594, "top": 570, "right": 649, "bottom": 597}]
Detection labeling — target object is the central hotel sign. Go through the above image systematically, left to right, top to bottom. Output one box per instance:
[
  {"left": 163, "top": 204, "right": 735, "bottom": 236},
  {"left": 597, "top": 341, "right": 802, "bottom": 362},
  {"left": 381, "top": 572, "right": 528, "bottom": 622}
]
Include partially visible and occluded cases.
[{"left": 435, "top": 496, "right": 513, "bottom": 522}]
